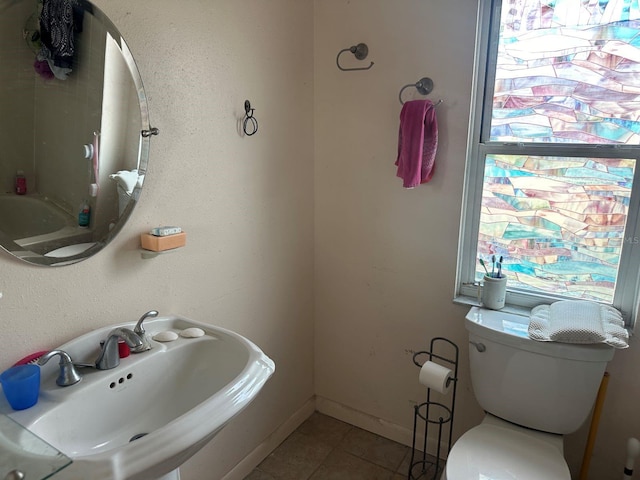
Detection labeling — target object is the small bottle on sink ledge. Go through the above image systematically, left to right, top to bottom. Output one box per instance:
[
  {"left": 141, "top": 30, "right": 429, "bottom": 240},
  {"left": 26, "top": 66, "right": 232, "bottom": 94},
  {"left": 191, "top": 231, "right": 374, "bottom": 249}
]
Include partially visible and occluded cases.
[
  {"left": 15, "top": 170, "right": 26, "bottom": 195},
  {"left": 78, "top": 200, "right": 91, "bottom": 227}
]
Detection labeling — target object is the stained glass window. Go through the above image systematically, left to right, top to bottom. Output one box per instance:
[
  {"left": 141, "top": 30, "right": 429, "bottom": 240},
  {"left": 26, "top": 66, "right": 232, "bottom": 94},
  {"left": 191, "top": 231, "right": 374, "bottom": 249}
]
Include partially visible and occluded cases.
[
  {"left": 458, "top": 0, "right": 640, "bottom": 318},
  {"left": 489, "top": 0, "right": 640, "bottom": 145},
  {"left": 477, "top": 154, "right": 635, "bottom": 303}
]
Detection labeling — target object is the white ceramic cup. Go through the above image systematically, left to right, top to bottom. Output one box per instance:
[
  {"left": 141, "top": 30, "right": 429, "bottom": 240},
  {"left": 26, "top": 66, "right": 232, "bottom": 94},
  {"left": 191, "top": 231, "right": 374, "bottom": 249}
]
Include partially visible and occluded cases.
[{"left": 482, "top": 274, "right": 507, "bottom": 310}]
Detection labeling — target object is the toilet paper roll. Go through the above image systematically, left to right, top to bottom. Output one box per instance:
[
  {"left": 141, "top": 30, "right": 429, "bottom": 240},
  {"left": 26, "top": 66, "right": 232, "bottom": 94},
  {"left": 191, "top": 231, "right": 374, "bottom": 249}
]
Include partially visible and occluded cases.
[{"left": 418, "top": 361, "right": 453, "bottom": 394}]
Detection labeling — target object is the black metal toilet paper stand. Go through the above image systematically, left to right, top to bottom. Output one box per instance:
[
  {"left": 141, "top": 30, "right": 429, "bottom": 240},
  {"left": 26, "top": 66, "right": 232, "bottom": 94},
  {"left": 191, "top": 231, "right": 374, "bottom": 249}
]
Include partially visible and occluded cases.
[{"left": 408, "top": 337, "right": 459, "bottom": 480}]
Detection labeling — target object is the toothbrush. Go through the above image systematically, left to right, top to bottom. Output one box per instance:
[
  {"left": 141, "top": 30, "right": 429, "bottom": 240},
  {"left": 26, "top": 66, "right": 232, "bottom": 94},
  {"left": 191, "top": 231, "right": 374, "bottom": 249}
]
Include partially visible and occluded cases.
[
  {"left": 491, "top": 255, "right": 496, "bottom": 278},
  {"left": 498, "top": 256, "right": 503, "bottom": 278},
  {"left": 479, "top": 258, "right": 489, "bottom": 275},
  {"left": 12, "top": 351, "right": 49, "bottom": 367}
]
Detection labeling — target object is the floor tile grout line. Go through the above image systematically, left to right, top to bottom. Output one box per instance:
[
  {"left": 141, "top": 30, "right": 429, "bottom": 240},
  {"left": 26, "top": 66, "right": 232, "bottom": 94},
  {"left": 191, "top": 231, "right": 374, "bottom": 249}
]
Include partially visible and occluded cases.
[
  {"left": 246, "top": 412, "right": 422, "bottom": 479},
  {"left": 306, "top": 423, "right": 354, "bottom": 479},
  {"left": 305, "top": 429, "right": 340, "bottom": 480}
]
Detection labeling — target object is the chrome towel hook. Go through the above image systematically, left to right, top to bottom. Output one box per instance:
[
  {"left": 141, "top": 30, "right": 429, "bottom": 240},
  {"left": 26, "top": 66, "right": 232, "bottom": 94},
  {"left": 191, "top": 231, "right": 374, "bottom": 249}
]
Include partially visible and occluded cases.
[
  {"left": 336, "top": 43, "right": 374, "bottom": 71},
  {"left": 398, "top": 76, "right": 443, "bottom": 106},
  {"left": 243, "top": 100, "right": 258, "bottom": 136}
]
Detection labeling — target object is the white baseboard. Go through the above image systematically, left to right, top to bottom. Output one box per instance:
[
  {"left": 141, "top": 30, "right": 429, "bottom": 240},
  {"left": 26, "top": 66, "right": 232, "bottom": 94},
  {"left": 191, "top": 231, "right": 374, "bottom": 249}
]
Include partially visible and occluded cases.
[
  {"left": 222, "top": 395, "right": 448, "bottom": 480},
  {"left": 315, "top": 396, "right": 417, "bottom": 448},
  {"left": 316, "top": 396, "right": 448, "bottom": 459},
  {"left": 220, "top": 397, "right": 316, "bottom": 480}
]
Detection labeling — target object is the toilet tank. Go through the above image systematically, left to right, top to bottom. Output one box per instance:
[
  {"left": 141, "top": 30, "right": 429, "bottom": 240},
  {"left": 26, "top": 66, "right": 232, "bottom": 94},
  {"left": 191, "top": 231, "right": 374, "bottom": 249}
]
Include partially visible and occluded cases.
[{"left": 465, "top": 307, "right": 615, "bottom": 435}]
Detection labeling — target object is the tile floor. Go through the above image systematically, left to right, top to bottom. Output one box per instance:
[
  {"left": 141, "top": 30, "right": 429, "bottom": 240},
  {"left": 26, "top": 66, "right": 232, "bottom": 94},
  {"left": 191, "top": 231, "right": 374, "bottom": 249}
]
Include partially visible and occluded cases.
[{"left": 244, "top": 412, "right": 442, "bottom": 480}]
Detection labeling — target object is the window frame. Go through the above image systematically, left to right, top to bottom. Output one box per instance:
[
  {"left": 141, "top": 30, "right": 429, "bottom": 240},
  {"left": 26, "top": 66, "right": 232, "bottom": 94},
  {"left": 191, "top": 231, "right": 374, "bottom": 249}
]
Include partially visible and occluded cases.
[{"left": 455, "top": 0, "right": 640, "bottom": 327}]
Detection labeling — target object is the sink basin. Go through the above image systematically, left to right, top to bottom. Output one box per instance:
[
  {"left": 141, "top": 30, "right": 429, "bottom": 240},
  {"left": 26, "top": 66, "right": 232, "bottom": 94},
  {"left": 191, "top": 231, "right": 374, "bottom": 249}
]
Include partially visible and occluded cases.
[{"left": 0, "top": 315, "right": 275, "bottom": 479}]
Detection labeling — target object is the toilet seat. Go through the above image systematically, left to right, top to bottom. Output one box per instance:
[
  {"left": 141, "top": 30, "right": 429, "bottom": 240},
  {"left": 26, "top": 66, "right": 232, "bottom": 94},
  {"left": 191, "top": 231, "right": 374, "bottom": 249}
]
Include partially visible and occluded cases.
[{"left": 446, "top": 421, "right": 570, "bottom": 480}]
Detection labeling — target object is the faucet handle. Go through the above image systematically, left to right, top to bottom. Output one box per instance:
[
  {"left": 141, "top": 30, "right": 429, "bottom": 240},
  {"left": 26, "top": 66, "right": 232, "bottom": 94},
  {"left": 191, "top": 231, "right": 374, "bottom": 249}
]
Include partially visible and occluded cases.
[
  {"left": 132, "top": 310, "right": 159, "bottom": 353},
  {"left": 134, "top": 310, "right": 159, "bottom": 335},
  {"left": 37, "top": 350, "right": 82, "bottom": 387}
]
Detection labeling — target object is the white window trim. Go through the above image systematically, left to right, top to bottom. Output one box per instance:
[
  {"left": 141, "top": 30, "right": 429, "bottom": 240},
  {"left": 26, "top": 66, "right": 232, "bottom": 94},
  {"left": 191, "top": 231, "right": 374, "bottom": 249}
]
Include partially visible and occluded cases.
[{"left": 454, "top": 0, "right": 640, "bottom": 328}]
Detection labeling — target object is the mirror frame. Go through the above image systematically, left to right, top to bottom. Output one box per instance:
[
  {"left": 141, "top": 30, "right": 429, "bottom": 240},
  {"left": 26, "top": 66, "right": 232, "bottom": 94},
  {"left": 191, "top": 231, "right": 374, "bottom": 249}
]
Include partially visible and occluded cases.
[{"left": 0, "top": 0, "right": 155, "bottom": 267}]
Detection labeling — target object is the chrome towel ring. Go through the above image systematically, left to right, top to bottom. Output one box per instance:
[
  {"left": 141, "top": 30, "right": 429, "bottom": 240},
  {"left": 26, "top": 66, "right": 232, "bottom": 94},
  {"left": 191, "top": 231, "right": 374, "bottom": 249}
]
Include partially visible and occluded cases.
[
  {"left": 336, "top": 43, "right": 374, "bottom": 71},
  {"left": 399, "top": 76, "right": 444, "bottom": 106}
]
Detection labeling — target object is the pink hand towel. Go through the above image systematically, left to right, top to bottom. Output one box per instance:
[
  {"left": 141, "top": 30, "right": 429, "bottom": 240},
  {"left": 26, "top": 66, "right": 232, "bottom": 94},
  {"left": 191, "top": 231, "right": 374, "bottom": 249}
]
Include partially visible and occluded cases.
[{"left": 395, "top": 100, "right": 438, "bottom": 188}]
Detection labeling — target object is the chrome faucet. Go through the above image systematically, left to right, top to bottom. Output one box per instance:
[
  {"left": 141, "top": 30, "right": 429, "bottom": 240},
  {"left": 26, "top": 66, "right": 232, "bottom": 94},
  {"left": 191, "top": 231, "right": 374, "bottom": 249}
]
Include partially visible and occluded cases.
[
  {"left": 132, "top": 310, "right": 159, "bottom": 352},
  {"left": 95, "top": 328, "right": 143, "bottom": 370},
  {"left": 37, "top": 350, "right": 82, "bottom": 387}
]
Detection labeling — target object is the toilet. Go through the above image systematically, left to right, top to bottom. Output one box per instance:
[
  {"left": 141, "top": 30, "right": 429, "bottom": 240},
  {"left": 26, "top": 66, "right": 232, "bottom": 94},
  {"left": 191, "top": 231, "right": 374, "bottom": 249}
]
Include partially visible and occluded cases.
[{"left": 444, "top": 306, "right": 615, "bottom": 479}]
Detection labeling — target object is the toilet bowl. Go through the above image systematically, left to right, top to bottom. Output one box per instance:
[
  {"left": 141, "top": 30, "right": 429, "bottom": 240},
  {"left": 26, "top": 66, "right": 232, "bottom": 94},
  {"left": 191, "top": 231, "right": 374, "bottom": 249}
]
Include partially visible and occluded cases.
[
  {"left": 115, "top": 183, "right": 132, "bottom": 216},
  {"left": 45, "top": 242, "right": 96, "bottom": 258},
  {"left": 444, "top": 307, "right": 615, "bottom": 479},
  {"left": 443, "top": 414, "right": 569, "bottom": 479}
]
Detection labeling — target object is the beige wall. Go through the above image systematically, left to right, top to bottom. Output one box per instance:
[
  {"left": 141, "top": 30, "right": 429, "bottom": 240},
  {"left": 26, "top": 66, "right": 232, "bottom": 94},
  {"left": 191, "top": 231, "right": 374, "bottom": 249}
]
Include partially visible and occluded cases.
[
  {"left": 314, "top": 0, "right": 484, "bottom": 460},
  {"left": 0, "top": 1, "right": 315, "bottom": 479},
  {"left": 0, "top": 1, "right": 34, "bottom": 193},
  {"left": 1, "top": 1, "right": 639, "bottom": 479},
  {"left": 314, "top": 1, "right": 640, "bottom": 479},
  {"left": 34, "top": 10, "right": 106, "bottom": 216}
]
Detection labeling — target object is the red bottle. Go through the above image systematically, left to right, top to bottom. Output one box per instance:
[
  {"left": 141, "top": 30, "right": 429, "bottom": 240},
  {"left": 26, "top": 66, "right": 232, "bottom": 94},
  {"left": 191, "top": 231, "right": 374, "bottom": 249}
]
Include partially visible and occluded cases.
[{"left": 15, "top": 171, "right": 26, "bottom": 195}]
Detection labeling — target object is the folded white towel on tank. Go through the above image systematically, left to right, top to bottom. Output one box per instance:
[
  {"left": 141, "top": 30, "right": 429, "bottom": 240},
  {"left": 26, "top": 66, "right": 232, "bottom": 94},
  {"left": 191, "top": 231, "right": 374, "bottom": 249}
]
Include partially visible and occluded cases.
[{"left": 528, "top": 300, "right": 628, "bottom": 349}]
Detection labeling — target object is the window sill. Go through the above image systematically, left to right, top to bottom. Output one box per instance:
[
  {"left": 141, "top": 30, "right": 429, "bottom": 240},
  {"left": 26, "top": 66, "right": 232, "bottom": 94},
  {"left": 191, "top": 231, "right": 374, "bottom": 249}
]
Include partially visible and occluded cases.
[
  {"left": 452, "top": 294, "right": 533, "bottom": 319},
  {"left": 453, "top": 295, "right": 635, "bottom": 337}
]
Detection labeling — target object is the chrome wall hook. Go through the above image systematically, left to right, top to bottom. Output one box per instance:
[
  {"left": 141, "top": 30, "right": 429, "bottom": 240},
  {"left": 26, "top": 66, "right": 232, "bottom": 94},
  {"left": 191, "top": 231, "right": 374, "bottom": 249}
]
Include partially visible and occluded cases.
[{"left": 336, "top": 43, "right": 374, "bottom": 71}]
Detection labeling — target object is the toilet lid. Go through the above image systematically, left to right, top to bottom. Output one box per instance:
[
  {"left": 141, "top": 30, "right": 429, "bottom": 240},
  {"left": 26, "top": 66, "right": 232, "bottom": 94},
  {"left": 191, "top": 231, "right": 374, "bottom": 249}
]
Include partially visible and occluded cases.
[{"left": 446, "top": 423, "right": 571, "bottom": 480}]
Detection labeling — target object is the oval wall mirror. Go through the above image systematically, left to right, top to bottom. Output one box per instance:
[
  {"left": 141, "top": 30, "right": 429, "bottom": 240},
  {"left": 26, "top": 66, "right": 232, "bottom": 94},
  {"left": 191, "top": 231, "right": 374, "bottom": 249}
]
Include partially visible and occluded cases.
[{"left": 0, "top": 0, "right": 157, "bottom": 266}]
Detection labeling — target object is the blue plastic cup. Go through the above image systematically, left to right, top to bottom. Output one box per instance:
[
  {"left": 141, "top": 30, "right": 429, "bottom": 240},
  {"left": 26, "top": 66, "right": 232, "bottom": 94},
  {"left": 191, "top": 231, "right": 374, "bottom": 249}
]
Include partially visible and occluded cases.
[{"left": 0, "top": 364, "right": 40, "bottom": 410}]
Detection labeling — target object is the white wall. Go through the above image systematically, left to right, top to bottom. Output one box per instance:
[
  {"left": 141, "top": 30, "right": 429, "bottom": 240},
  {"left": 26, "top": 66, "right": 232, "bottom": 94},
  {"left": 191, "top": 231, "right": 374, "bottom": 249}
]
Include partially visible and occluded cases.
[
  {"left": 0, "top": 0, "right": 34, "bottom": 193},
  {"left": 314, "top": 0, "right": 482, "bottom": 443},
  {"left": 0, "top": 1, "right": 315, "bottom": 479},
  {"left": 1, "top": 1, "right": 639, "bottom": 479},
  {"left": 314, "top": 1, "right": 640, "bottom": 479},
  {"left": 35, "top": 10, "right": 105, "bottom": 216}
]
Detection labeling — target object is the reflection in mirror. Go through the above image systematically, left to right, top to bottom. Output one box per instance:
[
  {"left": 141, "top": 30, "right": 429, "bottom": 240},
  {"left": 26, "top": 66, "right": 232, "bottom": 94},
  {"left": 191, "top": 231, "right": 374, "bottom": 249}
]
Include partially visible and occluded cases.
[{"left": 0, "top": 0, "right": 155, "bottom": 266}]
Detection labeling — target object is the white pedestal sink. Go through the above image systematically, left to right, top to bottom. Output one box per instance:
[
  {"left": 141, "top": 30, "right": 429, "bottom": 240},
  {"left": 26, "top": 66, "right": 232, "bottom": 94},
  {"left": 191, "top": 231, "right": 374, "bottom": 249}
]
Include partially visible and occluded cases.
[{"left": 0, "top": 315, "right": 275, "bottom": 480}]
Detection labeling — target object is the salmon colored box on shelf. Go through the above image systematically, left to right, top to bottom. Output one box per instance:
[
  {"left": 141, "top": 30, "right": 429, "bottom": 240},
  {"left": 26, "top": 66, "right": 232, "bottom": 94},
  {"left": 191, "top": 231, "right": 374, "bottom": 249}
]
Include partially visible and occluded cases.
[{"left": 140, "top": 232, "right": 187, "bottom": 252}]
